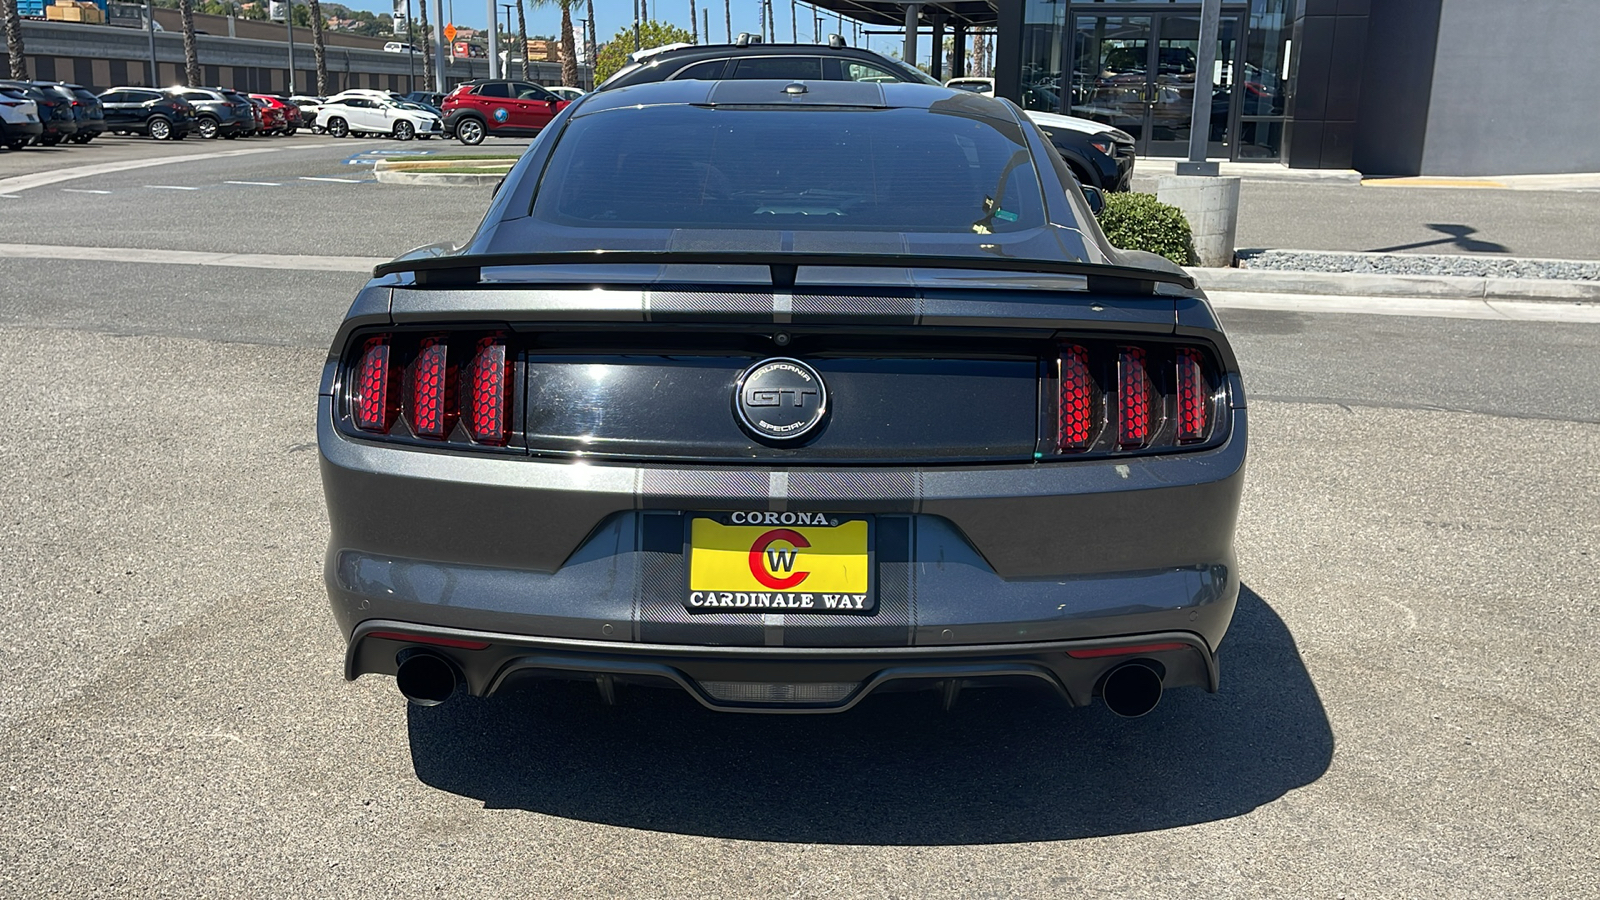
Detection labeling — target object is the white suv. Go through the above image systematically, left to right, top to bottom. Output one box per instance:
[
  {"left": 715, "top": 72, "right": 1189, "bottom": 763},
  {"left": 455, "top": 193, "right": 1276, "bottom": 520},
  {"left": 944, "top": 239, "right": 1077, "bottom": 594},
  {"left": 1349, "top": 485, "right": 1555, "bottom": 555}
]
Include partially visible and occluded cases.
[
  {"left": 0, "top": 85, "right": 42, "bottom": 150},
  {"left": 316, "top": 95, "right": 443, "bottom": 141}
]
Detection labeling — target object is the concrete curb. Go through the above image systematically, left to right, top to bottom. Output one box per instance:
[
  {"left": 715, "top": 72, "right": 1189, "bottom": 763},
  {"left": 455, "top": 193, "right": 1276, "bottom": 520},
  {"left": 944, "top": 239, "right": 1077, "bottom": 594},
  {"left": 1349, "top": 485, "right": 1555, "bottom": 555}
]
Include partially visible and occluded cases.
[
  {"left": 1135, "top": 158, "right": 1363, "bottom": 185},
  {"left": 373, "top": 159, "right": 508, "bottom": 187},
  {"left": 1188, "top": 266, "right": 1600, "bottom": 303}
]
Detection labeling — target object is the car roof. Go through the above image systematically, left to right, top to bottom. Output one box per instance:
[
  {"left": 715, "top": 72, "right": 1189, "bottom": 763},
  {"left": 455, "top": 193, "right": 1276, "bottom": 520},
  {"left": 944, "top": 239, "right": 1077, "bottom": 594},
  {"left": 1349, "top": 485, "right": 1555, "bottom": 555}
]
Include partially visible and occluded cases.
[
  {"left": 603, "top": 41, "right": 927, "bottom": 86},
  {"left": 574, "top": 78, "right": 1019, "bottom": 120}
]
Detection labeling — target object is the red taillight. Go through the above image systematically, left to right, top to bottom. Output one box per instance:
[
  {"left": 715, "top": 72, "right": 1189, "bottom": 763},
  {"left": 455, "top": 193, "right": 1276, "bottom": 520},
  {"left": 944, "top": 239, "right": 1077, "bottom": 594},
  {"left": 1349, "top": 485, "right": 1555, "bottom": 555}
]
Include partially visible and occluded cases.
[
  {"left": 353, "top": 335, "right": 396, "bottom": 432},
  {"left": 409, "top": 335, "right": 453, "bottom": 438},
  {"left": 463, "top": 335, "right": 511, "bottom": 445},
  {"left": 1057, "top": 344, "right": 1094, "bottom": 452},
  {"left": 1117, "top": 345, "right": 1152, "bottom": 448},
  {"left": 1175, "top": 347, "right": 1210, "bottom": 442},
  {"left": 366, "top": 630, "right": 490, "bottom": 650},
  {"left": 1066, "top": 642, "right": 1188, "bottom": 659}
]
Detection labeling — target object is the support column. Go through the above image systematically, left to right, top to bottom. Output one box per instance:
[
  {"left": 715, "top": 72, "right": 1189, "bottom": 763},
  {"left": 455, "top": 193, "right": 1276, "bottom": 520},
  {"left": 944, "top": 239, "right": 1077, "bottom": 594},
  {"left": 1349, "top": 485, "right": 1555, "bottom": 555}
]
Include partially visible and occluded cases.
[
  {"left": 993, "top": 0, "right": 1022, "bottom": 103},
  {"left": 902, "top": 3, "right": 919, "bottom": 70},
  {"left": 929, "top": 13, "right": 944, "bottom": 81},
  {"left": 951, "top": 23, "right": 965, "bottom": 78}
]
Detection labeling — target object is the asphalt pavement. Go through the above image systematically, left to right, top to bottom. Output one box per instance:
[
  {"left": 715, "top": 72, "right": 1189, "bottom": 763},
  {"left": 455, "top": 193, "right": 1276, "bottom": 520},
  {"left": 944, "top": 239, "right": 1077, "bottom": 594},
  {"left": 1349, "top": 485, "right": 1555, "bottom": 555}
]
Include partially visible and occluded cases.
[{"left": 1, "top": 140, "right": 1598, "bottom": 898}]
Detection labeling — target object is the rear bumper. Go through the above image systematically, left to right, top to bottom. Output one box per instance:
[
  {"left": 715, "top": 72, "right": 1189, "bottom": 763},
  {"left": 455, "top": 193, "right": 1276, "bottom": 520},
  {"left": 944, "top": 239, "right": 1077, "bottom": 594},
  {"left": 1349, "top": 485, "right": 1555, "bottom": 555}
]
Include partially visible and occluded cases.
[
  {"left": 1, "top": 120, "right": 43, "bottom": 140},
  {"left": 322, "top": 393, "right": 1246, "bottom": 709},
  {"left": 346, "top": 620, "right": 1220, "bottom": 713}
]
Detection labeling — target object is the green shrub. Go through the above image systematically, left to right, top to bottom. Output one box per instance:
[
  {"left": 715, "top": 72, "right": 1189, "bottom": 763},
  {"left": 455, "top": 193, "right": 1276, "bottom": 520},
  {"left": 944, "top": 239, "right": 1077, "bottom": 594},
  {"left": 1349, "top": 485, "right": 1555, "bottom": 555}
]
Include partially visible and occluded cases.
[{"left": 1097, "top": 192, "right": 1196, "bottom": 266}]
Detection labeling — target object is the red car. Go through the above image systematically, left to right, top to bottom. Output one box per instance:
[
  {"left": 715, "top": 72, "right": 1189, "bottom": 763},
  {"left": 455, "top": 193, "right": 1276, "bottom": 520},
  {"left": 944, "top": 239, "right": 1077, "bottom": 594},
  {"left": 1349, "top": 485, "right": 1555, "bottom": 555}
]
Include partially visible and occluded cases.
[
  {"left": 440, "top": 79, "right": 569, "bottom": 145},
  {"left": 249, "top": 94, "right": 300, "bottom": 135}
]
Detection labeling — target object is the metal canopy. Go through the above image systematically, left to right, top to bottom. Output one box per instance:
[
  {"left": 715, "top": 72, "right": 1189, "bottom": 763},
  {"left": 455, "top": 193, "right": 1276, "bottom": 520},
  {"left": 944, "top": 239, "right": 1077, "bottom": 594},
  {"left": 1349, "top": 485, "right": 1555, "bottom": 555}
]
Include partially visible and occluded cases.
[{"left": 806, "top": 0, "right": 997, "bottom": 29}]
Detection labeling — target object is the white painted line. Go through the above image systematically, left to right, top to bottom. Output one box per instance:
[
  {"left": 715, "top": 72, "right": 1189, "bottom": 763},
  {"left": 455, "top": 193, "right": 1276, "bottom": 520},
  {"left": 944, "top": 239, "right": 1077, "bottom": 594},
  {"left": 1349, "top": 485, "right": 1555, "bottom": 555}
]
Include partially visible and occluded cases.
[
  {"left": 0, "top": 141, "right": 373, "bottom": 194},
  {"left": 299, "top": 176, "right": 367, "bottom": 183},
  {"left": 224, "top": 180, "right": 282, "bottom": 186},
  {"left": 144, "top": 185, "right": 199, "bottom": 191},
  {"left": 60, "top": 188, "right": 112, "bottom": 194},
  {"left": 0, "top": 194, "right": 19, "bottom": 199},
  {"left": 0, "top": 242, "right": 385, "bottom": 273},
  {"left": 1207, "top": 290, "right": 1600, "bottom": 324}
]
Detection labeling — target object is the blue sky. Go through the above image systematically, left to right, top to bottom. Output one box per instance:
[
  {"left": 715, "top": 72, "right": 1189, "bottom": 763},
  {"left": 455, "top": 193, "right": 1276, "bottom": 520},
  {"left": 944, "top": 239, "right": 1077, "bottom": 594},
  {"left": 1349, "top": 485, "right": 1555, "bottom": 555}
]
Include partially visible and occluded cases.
[{"left": 346, "top": 0, "right": 909, "bottom": 63}]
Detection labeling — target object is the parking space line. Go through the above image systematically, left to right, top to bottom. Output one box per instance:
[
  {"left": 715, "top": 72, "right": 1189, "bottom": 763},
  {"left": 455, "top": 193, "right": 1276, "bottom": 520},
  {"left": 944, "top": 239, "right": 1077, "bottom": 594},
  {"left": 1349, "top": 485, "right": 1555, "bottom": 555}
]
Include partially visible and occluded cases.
[
  {"left": 299, "top": 176, "right": 367, "bottom": 183},
  {"left": 223, "top": 180, "right": 282, "bottom": 186},
  {"left": 145, "top": 185, "right": 199, "bottom": 191},
  {"left": 60, "top": 188, "right": 112, "bottom": 194},
  {"left": 0, "top": 242, "right": 383, "bottom": 272}
]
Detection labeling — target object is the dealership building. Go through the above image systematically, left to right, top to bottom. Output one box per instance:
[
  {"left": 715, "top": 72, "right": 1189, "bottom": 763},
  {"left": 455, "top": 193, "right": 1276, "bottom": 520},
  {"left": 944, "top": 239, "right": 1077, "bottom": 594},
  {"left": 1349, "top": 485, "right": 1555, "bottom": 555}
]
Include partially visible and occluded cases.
[{"left": 822, "top": 0, "right": 1599, "bottom": 176}]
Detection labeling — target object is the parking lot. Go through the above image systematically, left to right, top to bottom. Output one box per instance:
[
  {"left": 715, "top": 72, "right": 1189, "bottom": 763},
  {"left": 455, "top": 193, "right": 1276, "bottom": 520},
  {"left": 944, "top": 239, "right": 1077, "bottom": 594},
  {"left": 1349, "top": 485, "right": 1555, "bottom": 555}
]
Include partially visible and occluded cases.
[{"left": 1, "top": 140, "right": 1597, "bottom": 898}]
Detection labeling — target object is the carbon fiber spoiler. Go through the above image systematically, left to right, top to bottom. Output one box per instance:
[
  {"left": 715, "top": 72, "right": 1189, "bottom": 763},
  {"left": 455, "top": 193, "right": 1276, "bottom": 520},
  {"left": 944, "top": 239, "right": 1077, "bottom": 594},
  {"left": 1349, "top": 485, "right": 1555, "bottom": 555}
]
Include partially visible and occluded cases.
[{"left": 372, "top": 251, "right": 1197, "bottom": 295}]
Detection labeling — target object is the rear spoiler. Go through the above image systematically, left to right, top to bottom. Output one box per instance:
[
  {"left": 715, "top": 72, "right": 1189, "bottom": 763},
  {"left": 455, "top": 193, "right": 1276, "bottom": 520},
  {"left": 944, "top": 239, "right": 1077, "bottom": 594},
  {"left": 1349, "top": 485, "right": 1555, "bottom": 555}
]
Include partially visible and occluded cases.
[{"left": 372, "top": 251, "right": 1196, "bottom": 296}]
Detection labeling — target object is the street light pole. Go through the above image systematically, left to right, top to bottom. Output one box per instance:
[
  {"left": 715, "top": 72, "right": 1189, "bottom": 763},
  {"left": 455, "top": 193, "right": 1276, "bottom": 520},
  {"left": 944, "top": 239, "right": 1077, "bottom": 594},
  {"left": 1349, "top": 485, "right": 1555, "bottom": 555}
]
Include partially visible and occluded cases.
[
  {"left": 145, "top": 0, "right": 158, "bottom": 85},
  {"left": 285, "top": 0, "right": 297, "bottom": 95},
  {"left": 433, "top": 0, "right": 446, "bottom": 91},
  {"left": 487, "top": 0, "right": 500, "bottom": 78},
  {"left": 1180, "top": 0, "right": 1222, "bottom": 176}
]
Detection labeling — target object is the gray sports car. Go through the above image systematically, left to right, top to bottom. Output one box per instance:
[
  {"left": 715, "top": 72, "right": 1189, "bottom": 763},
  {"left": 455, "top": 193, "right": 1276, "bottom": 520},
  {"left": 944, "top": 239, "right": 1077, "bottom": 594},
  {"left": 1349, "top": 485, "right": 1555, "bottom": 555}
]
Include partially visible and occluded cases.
[{"left": 318, "top": 79, "right": 1247, "bottom": 717}]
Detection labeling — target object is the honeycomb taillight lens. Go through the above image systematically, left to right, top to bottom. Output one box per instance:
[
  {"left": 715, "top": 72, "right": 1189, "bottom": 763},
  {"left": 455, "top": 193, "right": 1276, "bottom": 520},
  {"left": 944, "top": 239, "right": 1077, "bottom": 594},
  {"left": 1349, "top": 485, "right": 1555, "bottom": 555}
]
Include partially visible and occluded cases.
[
  {"left": 345, "top": 330, "right": 514, "bottom": 446},
  {"left": 352, "top": 335, "right": 397, "bottom": 433},
  {"left": 409, "top": 335, "right": 453, "bottom": 438},
  {"left": 464, "top": 335, "right": 511, "bottom": 445},
  {"left": 1051, "top": 341, "right": 1219, "bottom": 456},
  {"left": 1057, "top": 344, "right": 1094, "bottom": 453},
  {"left": 1117, "top": 345, "right": 1153, "bottom": 449},
  {"left": 1175, "top": 347, "right": 1210, "bottom": 443}
]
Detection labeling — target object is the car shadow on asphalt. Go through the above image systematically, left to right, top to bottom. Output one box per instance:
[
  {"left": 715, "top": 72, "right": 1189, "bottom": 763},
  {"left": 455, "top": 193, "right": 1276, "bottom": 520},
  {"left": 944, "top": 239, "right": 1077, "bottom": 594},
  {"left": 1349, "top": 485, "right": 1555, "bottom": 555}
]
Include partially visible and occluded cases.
[{"left": 405, "top": 584, "right": 1332, "bottom": 843}]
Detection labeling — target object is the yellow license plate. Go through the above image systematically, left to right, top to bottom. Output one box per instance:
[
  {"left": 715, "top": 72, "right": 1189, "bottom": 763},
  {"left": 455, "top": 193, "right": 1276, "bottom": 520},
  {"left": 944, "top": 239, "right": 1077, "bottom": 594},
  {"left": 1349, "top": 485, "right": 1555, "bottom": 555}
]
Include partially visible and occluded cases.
[{"left": 686, "top": 515, "right": 872, "bottom": 613}]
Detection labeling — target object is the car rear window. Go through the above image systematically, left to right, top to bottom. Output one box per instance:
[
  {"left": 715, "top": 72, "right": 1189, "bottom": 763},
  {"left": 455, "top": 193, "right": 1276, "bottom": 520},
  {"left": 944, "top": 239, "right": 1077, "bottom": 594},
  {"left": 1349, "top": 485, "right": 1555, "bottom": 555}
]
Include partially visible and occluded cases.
[
  {"left": 730, "top": 57, "right": 823, "bottom": 80},
  {"left": 476, "top": 82, "right": 512, "bottom": 98},
  {"left": 533, "top": 105, "right": 1047, "bottom": 234}
]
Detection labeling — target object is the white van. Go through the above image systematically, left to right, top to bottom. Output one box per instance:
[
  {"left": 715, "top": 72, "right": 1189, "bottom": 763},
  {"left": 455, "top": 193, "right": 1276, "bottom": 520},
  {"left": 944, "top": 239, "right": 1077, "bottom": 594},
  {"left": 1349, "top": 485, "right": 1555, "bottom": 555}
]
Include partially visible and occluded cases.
[{"left": 384, "top": 41, "right": 407, "bottom": 53}]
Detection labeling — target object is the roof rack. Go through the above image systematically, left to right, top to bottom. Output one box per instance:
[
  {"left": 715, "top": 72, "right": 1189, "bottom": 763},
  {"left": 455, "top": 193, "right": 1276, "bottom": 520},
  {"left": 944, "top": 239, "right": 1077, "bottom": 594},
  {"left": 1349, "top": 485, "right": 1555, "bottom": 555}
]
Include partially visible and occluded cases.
[{"left": 735, "top": 32, "right": 763, "bottom": 46}]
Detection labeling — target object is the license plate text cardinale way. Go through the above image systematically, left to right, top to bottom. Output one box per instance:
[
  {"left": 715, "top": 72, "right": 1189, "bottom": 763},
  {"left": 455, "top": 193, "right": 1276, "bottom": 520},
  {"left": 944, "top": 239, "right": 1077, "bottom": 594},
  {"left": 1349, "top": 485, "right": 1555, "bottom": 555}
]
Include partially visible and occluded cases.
[{"left": 685, "top": 515, "right": 873, "bottom": 613}]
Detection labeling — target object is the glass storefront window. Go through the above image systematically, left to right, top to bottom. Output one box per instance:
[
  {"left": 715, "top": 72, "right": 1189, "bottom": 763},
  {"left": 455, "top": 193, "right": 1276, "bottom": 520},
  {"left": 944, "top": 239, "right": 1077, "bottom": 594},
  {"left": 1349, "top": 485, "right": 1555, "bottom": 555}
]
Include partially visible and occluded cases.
[
  {"left": 1016, "top": 0, "right": 1291, "bottom": 161},
  {"left": 1020, "top": 0, "right": 1067, "bottom": 112}
]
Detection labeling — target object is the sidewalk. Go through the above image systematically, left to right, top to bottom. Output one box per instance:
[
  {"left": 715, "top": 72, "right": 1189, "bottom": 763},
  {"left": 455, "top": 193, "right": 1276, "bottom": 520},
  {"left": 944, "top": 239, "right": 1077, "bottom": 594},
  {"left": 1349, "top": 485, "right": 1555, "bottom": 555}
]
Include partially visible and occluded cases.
[{"left": 1136, "top": 157, "right": 1600, "bottom": 191}]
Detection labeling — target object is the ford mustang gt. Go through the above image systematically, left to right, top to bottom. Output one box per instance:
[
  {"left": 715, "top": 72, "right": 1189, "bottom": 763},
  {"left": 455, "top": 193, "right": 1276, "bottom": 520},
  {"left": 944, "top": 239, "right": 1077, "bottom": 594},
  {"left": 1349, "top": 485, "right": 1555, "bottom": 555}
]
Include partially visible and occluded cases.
[{"left": 319, "top": 79, "right": 1247, "bottom": 717}]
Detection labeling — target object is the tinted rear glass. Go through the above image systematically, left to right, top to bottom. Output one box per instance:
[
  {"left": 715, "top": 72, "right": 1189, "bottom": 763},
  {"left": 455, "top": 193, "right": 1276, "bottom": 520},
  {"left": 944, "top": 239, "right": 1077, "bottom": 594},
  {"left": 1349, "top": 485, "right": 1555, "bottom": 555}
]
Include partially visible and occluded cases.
[
  {"left": 730, "top": 57, "right": 823, "bottom": 80},
  {"left": 534, "top": 105, "right": 1047, "bottom": 234}
]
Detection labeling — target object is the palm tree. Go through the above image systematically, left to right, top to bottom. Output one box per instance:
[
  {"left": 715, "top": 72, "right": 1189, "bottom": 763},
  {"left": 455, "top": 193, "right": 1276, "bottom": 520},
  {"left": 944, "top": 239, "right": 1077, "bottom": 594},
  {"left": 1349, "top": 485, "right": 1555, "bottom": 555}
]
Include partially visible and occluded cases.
[
  {"left": 4, "top": 0, "right": 26, "bottom": 81},
  {"left": 179, "top": 0, "right": 201, "bottom": 85},
  {"left": 308, "top": 0, "right": 327, "bottom": 94},
  {"left": 418, "top": 0, "right": 433, "bottom": 88},
  {"left": 514, "top": 0, "right": 529, "bottom": 80},
  {"left": 531, "top": 0, "right": 579, "bottom": 87},
  {"left": 557, "top": 0, "right": 577, "bottom": 86},
  {"left": 585, "top": 0, "right": 596, "bottom": 83},
  {"left": 689, "top": 0, "right": 697, "bottom": 43},
  {"left": 722, "top": 0, "right": 729, "bottom": 42}
]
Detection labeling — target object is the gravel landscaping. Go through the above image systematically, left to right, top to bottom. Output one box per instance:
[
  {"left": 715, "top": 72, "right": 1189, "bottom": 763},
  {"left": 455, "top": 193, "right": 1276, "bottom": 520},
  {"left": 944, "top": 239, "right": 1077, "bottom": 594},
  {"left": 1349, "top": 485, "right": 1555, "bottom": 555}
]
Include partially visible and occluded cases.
[{"left": 1238, "top": 249, "right": 1600, "bottom": 281}]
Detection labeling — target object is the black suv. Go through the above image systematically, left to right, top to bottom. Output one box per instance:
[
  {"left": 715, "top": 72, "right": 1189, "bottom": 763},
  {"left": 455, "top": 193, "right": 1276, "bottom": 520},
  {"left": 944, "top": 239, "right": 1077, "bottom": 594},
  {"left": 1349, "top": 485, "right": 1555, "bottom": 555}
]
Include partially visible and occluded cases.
[
  {"left": 597, "top": 36, "right": 939, "bottom": 90},
  {"left": 596, "top": 39, "right": 1136, "bottom": 192},
  {"left": 0, "top": 80, "right": 77, "bottom": 146},
  {"left": 30, "top": 82, "right": 106, "bottom": 144},
  {"left": 98, "top": 87, "right": 197, "bottom": 140},
  {"left": 173, "top": 87, "right": 253, "bottom": 139}
]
